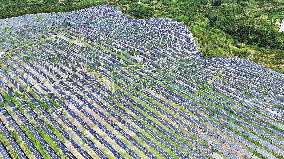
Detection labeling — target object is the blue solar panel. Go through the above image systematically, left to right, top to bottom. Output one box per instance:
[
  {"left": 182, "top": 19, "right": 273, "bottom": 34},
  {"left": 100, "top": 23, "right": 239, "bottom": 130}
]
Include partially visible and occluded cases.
[
  {"left": 0, "top": 5, "right": 283, "bottom": 158},
  {"left": 0, "top": 94, "right": 3, "bottom": 103}
]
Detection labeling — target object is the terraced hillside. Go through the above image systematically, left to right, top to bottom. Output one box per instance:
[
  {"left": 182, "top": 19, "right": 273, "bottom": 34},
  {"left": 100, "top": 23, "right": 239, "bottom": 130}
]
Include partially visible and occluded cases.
[{"left": 0, "top": 5, "right": 283, "bottom": 159}]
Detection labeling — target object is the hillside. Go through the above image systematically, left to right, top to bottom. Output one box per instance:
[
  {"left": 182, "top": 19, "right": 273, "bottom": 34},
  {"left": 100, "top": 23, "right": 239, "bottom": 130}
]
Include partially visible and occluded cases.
[
  {"left": 0, "top": 0, "right": 284, "bottom": 73},
  {"left": 0, "top": 6, "right": 283, "bottom": 158}
]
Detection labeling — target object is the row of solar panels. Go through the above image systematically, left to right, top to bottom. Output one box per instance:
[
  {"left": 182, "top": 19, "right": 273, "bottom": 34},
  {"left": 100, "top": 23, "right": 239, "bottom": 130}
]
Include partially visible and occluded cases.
[
  {"left": 1, "top": 5, "right": 283, "bottom": 158},
  {"left": 0, "top": 26, "right": 189, "bottom": 157},
  {"left": 46, "top": 26, "right": 284, "bottom": 155},
  {"left": 38, "top": 29, "right": 282, "bottom": 158},
  {"left": 1, "top": 30, "right": 282, "bottom": 158},
  {"left": 1, "top": 31, "right": 222, "bottom": 158},
  {"left": 1, "top": 42, "right": 282, "bottom": 159}
]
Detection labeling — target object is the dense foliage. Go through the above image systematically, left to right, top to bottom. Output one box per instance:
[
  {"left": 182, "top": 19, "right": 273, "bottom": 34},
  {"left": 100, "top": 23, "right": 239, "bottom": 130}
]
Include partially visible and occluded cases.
[{"left": 0, "top": 0, "right": 283, "bottom": 73}]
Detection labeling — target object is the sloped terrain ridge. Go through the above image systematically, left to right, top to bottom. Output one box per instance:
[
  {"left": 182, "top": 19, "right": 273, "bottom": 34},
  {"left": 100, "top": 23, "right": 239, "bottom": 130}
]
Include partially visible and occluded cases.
[{"left": 0, "top": 5, "right": 283, "bottom": 159}]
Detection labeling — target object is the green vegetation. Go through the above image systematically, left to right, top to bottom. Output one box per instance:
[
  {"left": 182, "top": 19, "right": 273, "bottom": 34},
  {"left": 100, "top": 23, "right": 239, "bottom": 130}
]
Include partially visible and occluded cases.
[
  {"left": 0, "top": 0, "right": 283, "bottom": 73},
  {"left": 0, "top": 131, "right": 20, "bottom": 159}
]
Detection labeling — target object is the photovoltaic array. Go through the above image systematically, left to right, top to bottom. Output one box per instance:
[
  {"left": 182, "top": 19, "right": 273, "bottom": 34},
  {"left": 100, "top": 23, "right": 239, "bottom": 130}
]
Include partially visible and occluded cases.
[{"left": 0, "top": 5, "right": 283, "bottom": 159}]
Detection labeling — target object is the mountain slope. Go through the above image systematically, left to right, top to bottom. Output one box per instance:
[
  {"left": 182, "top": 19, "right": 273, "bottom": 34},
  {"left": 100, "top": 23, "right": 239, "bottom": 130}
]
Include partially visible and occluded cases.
[{"left": 0, "top": 6, "right": 283, "bottom": 159}]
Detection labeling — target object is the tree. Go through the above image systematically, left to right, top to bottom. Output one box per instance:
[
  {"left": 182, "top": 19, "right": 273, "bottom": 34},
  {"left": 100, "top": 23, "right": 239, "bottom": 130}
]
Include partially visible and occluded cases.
[
  {"left": 212, "top": 0, "right": 221, "bottom": 6},
  {"left": 128, "top": 3, "right": 153, "bottom": 19}
]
